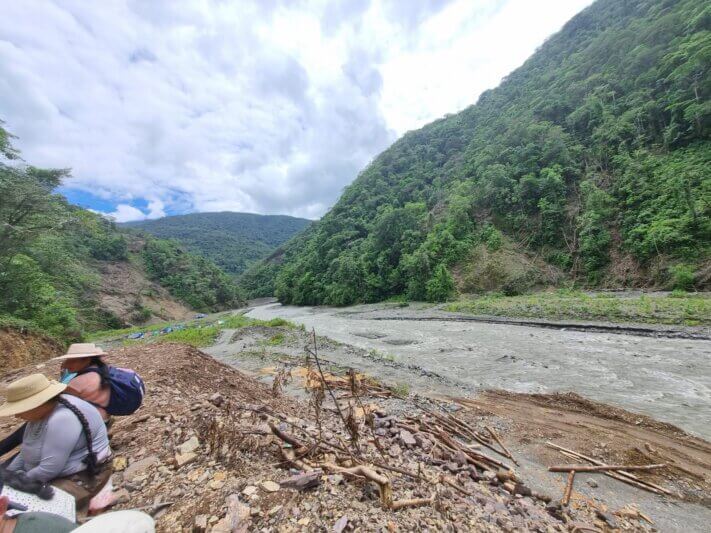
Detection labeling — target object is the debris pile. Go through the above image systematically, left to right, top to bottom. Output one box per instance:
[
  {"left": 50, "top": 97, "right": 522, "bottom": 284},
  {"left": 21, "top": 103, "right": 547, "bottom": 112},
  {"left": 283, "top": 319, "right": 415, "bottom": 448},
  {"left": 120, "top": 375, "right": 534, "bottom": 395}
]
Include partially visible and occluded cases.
[{"left": 0, "top": 340, "right": 669, "bottom": 532}]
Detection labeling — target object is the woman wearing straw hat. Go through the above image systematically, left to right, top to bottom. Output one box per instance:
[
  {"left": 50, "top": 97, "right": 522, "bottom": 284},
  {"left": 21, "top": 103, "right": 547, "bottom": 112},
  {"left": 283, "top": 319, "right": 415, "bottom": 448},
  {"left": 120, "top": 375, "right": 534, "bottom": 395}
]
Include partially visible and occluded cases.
[
  {"left": 55, "top": 343, "right": 113, "bottom": 422},
  {"left": 0, "top": 344, "right": 113, "bottom": 463},
  {"left": 0, "top": 374, "right": 112, "bottom": 511}
]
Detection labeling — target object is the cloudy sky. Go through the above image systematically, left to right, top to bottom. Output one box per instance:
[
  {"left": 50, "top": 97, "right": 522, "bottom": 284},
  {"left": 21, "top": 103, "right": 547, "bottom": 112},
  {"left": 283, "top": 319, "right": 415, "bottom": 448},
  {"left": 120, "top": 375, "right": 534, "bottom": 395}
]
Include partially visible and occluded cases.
[{"left": 1, "top": 0, "right": 592, "bottom": 221}]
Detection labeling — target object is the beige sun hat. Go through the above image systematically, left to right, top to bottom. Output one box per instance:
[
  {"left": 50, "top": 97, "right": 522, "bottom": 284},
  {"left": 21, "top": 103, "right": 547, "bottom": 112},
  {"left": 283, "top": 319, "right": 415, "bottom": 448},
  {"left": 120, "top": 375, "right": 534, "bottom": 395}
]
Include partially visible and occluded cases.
[
  {"left": 54, "top": 343, "right": 108, "bottom": 361},
  {"left": 0, "top": 374, "right": 67, "bottom": 417}
]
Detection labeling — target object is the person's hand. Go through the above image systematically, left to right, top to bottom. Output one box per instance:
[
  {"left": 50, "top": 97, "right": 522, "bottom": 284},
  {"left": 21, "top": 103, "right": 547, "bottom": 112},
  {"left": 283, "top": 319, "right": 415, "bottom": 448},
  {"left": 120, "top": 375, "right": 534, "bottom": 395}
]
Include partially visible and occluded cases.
[
  {"left": 0, "top": 495, "right": 8, "bottom": 530},
  {"left": 0, "top": 495, "right": 18, "bottom": 533}
]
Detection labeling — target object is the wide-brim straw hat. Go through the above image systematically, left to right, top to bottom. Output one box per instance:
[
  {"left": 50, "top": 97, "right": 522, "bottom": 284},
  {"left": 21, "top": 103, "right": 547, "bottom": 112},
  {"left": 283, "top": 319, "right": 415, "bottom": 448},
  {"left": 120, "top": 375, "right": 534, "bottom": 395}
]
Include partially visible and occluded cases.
[
  {"left": 54, "top": 343, "right": 109, "bottom": 361},
  {"left": 0, "top": 374, "right": 67, "bottom": 417}
]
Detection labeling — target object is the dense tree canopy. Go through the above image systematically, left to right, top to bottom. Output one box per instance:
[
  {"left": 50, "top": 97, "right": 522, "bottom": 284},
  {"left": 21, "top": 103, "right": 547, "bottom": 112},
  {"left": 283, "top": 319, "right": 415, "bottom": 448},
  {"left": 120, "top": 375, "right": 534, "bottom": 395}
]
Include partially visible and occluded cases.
[
  {"left": 245, "top": 0, "right": 710, "bottom": 304},
  {"left": 0, "top": 126, "right": 243, "bottom": 341},
  {"left": 124, "top": 212, "right": 310, "bottom": 275}
]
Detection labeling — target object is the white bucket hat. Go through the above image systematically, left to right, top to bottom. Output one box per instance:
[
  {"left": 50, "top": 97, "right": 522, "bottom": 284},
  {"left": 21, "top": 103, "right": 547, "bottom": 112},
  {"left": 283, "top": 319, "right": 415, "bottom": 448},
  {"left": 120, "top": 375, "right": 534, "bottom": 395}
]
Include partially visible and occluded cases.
[
  {"left": 54, "top": 343, "right": 108, "bottom": 361},
  {"left": 0, "top": 374, "right": 67, "bottom": 417}
]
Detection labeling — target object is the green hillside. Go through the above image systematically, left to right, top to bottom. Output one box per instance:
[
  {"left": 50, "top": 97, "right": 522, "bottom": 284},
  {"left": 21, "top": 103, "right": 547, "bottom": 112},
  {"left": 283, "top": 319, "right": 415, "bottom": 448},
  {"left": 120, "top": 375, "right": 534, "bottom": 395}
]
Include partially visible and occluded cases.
[
  {"left": 245, "top": 0, "right": 710, "bottom": 305},
  {"left": 0, "top": 123, "right": 244, "bottom": 342},
  {"left": 124, "top": 212, "right": 311, "bottom": 275}
]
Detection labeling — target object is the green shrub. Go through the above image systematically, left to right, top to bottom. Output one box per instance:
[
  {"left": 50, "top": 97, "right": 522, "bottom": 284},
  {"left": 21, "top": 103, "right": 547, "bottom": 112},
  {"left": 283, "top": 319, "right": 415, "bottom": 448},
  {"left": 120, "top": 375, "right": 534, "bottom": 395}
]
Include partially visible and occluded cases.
[
  {"left": 482, "top": 225, "right": 502, "bottom": 252},
  {"left": 142, "top": 238, "right": 244, "bottom": 311},
  {"left": 425, "top": 264, "right": 456, "bottom": 302},
  {"left": 669, "top": 264, "right": 695, "bottom": 291},
  {"left": 131, "top": 306, "right": 153, "bottom": 324}
]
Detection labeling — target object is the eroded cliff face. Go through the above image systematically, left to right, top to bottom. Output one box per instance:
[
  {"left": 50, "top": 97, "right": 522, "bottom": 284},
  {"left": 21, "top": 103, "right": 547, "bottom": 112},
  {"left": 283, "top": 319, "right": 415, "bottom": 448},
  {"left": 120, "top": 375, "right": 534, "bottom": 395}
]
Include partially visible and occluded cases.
[{"left": 0, "top": 327, "right": 63, "bottom": 373}]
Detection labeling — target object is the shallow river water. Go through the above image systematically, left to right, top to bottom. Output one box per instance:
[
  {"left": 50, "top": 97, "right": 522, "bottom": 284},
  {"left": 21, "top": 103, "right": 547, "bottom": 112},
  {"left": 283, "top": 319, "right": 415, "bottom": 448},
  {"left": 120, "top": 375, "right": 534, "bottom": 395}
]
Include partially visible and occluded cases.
[{"left": 246, "top": 302, "right": 711, "bottom": 440}]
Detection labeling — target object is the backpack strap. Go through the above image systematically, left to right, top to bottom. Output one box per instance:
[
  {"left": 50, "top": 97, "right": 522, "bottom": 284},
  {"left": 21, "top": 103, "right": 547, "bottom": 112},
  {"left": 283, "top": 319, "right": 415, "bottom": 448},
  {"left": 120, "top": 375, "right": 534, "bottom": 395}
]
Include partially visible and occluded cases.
[{"left": 67, "top": 369, "right": 109, "bottom": 409}]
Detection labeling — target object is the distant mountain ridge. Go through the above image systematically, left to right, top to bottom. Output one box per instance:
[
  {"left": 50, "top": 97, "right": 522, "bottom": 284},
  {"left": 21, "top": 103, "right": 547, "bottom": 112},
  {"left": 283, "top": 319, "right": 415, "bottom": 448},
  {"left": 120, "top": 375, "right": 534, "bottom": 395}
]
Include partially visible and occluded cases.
[
  {"left": 243, "top": 0, "right": 710, "bottom": 304},
  {"left": 124, "top": 212, "right": 311, "bottom": 275}
]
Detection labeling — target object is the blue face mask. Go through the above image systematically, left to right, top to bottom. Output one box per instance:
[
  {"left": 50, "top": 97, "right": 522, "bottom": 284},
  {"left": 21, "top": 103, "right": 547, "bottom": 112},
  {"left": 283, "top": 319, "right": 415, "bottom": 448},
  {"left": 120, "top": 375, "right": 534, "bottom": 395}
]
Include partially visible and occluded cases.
[{"left": 60, "top": 369, "right": 78, "bottom": 384}]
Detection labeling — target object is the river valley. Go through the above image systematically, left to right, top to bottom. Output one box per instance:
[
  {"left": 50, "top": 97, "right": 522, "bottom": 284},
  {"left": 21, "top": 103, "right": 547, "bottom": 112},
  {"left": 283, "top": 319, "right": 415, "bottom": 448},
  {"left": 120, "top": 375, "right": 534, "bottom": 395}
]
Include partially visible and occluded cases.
[{"left": 244, "top": 301, "right": 711, "bottom": 441}]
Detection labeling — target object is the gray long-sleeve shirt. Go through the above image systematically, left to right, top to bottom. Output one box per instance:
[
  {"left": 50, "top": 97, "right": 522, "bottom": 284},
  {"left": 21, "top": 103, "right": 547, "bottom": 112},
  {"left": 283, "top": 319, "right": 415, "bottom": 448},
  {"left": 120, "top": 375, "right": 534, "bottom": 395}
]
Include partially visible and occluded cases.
[{"left": 8, "top": 394, "right": 111, "bottom": 482}]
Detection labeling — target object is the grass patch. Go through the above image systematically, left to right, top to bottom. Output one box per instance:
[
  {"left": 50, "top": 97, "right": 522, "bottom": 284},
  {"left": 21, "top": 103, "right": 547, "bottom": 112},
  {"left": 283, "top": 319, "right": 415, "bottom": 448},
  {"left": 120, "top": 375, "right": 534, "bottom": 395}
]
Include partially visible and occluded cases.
[
  {"left": 446, "top": 291, "right": 711, "bottom": 326},
  {"left": 93, "top": 312, "right": 300, "bottom": 348},
  {"left": 219, "top": 314, "right": 255, "bottom": 329},
  {"left": 220, "top": 314, "right": 296, "bottom": 330},
  {"left": 0, "top": 315, "right": 65, "bottom": 345},
  {"left": 88, "top": 322, "right": 173, "bottom": 342},
  {"left": 123, "top": 326, "right": 219, "bottom": 348},
  {"left": 158, "top": 326, "right": 220, "bottom": 347},
  {"left": 262, "top": 333, "right": 286, "bottom": 346},
  {"left": 368, "top": 349, "right": 396, "bottom": 362},
  {"left": 391, "top": 383, "right": 410, "bottom": 398}
]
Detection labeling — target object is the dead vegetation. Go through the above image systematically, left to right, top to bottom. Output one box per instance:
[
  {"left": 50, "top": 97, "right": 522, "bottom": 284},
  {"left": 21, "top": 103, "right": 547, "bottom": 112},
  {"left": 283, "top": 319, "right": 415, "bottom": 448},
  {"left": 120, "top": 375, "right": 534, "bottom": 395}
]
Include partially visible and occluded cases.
[{"left": 2, "top": 337, "right": 702, "bottom": 531}]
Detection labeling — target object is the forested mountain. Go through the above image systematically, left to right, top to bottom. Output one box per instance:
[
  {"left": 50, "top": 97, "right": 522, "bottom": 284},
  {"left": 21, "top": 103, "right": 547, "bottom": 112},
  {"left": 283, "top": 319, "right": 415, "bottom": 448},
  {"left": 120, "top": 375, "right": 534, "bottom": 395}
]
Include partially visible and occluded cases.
[
  {"left": 243, "top": 0, "right": 710, "bottom": 304},
  {"left": 0, "top": 123, "right": 244, "bottom": 342},
  {"left": 124, "top": 212, "right": 311, "bottom": 275}
]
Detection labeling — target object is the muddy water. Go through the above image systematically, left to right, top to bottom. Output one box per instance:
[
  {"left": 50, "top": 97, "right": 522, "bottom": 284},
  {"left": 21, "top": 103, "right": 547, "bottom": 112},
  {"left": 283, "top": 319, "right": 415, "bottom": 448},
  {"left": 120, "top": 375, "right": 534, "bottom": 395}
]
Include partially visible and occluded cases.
[{"left": 246, "top": 303, "right": 711, "bottom": 440}]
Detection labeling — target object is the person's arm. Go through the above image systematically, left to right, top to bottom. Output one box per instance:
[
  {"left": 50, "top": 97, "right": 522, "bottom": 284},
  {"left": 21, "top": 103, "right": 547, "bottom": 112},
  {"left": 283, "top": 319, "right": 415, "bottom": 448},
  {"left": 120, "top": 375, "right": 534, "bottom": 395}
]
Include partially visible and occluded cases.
[
  {"left": 23, "top": 410, "right": 81, "bottom": 483},
  {"left": 6, "top": 449, "right": 25, "bottom": 471}
]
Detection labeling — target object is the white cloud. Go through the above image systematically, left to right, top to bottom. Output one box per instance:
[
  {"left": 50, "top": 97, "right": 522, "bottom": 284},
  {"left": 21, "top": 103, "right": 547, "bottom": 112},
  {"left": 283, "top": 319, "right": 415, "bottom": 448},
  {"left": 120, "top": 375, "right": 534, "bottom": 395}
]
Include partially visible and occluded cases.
[
  {"left": 0, "top": 0, "right": 593, "bottom": 220},
  {"left": 146, "top": 199, "right": 166, "bottom": 219},
  {"left": 103, "top": 204, "right": 148, "bottom": 223}
]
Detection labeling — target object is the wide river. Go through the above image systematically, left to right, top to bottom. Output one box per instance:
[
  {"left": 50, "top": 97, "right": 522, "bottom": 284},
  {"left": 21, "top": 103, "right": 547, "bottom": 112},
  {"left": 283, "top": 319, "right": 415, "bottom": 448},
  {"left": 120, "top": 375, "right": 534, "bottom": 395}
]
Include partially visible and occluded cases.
[{"left": 246, "top": 302, "right": 711, "bottom": 440}]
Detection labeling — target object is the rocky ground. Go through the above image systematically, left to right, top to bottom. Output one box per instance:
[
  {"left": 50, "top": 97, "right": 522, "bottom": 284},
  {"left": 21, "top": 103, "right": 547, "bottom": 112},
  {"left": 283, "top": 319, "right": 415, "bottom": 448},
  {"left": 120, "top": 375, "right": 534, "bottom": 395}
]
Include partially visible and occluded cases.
[{"left": 2, "top": 340, "right": 693, "bottom": 532}]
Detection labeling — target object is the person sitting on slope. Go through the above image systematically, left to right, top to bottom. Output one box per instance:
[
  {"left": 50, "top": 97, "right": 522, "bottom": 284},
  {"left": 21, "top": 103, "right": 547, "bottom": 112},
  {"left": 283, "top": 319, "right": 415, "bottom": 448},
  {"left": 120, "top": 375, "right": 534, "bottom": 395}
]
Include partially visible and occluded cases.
[
  {"left": 1, "top": 343, "right": 145, "bottom": 461},
  {"left": 56, "top": 343, "right": 114, "bottom": 422},
  {"left": 0, "top": 344, "right": 112, "bottom": 461},
  {"left": 0, "top": 374, "right": 113, "bottom": 511}
]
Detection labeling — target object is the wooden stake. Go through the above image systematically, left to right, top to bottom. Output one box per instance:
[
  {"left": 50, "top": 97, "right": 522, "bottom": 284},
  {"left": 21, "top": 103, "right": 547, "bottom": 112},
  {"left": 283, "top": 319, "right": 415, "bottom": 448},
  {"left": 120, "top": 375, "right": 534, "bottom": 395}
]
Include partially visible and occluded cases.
[{"left": 562, "top": 470, "right": 575, "bottom": 506}]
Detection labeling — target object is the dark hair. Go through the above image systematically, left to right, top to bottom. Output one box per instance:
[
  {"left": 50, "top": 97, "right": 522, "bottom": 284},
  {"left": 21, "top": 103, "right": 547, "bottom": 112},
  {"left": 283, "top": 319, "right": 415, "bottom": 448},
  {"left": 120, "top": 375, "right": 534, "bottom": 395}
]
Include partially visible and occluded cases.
[
  {"left": 89, "top": 357, "right": 111, "bottom": 388},
  {"left": 56, "top": 396, "right": 97, "bottom": 477}
]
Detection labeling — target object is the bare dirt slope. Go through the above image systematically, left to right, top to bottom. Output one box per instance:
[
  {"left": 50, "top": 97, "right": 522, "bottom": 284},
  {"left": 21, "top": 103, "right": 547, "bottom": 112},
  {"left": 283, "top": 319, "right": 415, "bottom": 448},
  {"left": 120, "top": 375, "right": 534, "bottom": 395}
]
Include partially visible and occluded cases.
[
  {"left": 97, "top": 261, "right": 194, "bottom": 325},
  {"left": 0, "top": 328, "right": 63, "bottom": 374},
  {"left": 0, "top": 342, "right": 665, "bottom": 532}
]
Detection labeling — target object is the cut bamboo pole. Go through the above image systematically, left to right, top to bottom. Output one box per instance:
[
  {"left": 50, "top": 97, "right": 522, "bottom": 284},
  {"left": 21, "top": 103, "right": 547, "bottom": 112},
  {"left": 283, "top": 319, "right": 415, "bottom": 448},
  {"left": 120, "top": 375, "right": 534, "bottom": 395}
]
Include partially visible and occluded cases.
[
  {"left": 485, "top": 425, "right": 519, "bottom": 465},
  {"left": 546, "top": 442, "right": 673, "bottom": 496},
  {"left": 549, "top": 464, "right": 666, "bottom": 473},
  {"left": 562, "top": 470, "right": 576, "bottom": 506}
]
